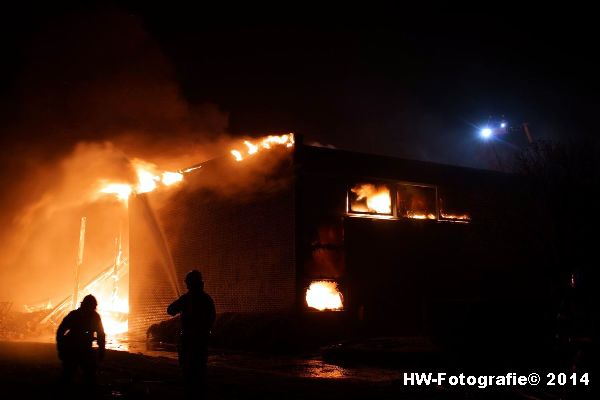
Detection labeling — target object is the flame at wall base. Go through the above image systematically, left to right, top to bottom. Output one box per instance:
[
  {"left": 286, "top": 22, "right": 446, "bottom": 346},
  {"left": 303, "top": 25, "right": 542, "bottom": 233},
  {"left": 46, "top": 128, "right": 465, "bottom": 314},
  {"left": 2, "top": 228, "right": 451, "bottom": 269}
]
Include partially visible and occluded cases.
[
  {"left": 306, "top": 281, "right": 343, "bottom": 311},
  {"left": 98, "top": 296, "right": 128, "bottom": 335}
]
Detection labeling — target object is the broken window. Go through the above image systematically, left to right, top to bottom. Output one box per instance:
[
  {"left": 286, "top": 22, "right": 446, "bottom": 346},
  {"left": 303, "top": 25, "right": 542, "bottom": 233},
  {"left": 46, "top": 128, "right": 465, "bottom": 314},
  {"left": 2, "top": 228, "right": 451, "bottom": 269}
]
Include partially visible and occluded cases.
[
  {"left": 348, "top": 183, "right": 393, "bottom": 215},
  {"left": 397, "top": 184, "right": 437, "bottom": 220},
  {"left": 438, "top": 188, "right": 471, "bottom": 222}
]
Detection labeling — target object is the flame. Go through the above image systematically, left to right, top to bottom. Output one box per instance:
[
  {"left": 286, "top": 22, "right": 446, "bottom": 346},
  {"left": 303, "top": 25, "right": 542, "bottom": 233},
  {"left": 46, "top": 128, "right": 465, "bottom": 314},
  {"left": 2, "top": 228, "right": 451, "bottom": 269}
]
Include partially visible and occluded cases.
[
  {"left": 92, "top": 133, "right": 296, "bottom": 338},
  {"left": 231, "top": 133, "right": 295, "bottom": 162},
  {"left": 244, "top": 140, "right": 259, "bottom": 155},
  {"left": 231, "top": 150, "right": 243, "bottom": 162},
  {"left": 99, "top": 160, "right": 186, "bottom": 203},
  {"left": 181, "top": 165, "right": 202, "bottom": 173},
  {"left": 135, "top": 167, "right": 159, "bottom": 193},
  {"left": 161, "top": 171, "right": 184, "bottom": 186},
  {"left": 100, "top": 183, "right": 133, "bottom": 202},
  {"left": 350, "top": 184, "right": 391, "bottom": 214},
  {"left": 407, "top": 212, "right": 437, "bottom": 220},
  {"left": 83, "top": 267, "right": 129, "bottom": 336},
  {"left": 306, "top": 281, "right": 343, "bottom": 311},
  {"left": 98, "top": 295, "right": 129, "bottom": 335}
]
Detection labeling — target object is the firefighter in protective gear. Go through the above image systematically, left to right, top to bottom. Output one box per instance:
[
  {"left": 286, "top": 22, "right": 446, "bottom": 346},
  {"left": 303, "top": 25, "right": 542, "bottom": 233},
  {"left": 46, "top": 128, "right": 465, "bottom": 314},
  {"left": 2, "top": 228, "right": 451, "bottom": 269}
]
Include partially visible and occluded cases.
[
  {"left": 168, "top": 269, "right": 216, "bottom": 398},
  {"left": 56, "top": 294, "right": 105, "bottom": 386}
]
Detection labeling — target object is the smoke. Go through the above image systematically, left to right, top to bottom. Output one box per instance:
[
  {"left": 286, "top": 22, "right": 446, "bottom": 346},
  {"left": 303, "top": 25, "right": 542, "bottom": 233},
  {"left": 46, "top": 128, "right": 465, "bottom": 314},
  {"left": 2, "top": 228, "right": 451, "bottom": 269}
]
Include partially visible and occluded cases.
[{"left": 0, "top": 10, "right": 267, "bottom": 307}]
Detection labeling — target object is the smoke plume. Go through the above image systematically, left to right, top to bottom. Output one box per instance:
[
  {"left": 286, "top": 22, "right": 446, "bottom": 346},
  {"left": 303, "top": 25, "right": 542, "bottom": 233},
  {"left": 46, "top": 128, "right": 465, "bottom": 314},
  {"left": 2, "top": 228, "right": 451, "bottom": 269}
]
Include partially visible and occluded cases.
[{"left": 0, "top": 10, "right": 239, "bottom": 307}]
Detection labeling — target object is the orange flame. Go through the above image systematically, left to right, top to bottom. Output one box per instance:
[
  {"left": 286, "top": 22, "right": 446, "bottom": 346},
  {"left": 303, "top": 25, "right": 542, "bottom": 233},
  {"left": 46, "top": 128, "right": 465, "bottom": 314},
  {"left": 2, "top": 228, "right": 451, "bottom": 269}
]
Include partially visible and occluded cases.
[
  {"left": 230, "top": 133, "right": 295, "bottom": 162},
  {"left": 231, "top": 150, "right": 243, "bottom": 162},
  {"left": 99, "top": 160, "right": 185, "bottom": 203},
  {"left": 135, "top": 167, "right": 158, "bottom": 194},
  {"left": 161, "top": 171, "right": 184, "bottom": 185},
  {"left": 100, "top": 183, "right": 133, "bottom": 202},
  {"left": 350, "top": 184, "right": 392, "bottom": 214},
  {"left": 407, "top": 212, "right": 437, "bottom": 220},
  {"left": 79, "top": 264, "right": 129, "bottom": 336},
  {"left": 306, "top": 281, "right": 343, "bottom": 311},
  {"left": 98, "top": 295, "right": 128, "bottom": 335}
]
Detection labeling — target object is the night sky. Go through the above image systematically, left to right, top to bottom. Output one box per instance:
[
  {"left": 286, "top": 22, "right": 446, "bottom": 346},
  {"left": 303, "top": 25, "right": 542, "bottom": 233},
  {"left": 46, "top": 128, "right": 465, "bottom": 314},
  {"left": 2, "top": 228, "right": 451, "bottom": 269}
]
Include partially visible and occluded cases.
[{"left": 1, "top": 5, "right": 598, "bottom": 168}]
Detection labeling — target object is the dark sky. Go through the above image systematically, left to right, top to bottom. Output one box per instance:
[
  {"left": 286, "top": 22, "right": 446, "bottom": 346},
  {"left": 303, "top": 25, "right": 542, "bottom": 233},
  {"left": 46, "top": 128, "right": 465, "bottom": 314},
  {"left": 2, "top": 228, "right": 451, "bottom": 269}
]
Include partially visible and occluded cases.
[
  {"left": 1, "top": 5, "right": 598, "bottom": 168},
  {"left": 1, "top": 5, "right": 598, "bottom": 303}
]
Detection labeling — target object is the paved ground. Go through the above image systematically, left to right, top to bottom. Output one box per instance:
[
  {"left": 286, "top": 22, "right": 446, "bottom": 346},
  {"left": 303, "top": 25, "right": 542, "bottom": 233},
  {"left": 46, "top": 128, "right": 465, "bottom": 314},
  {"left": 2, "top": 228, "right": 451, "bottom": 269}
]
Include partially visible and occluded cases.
[{"left": 0, "top": 341, "right": 584, "bottom": 399}]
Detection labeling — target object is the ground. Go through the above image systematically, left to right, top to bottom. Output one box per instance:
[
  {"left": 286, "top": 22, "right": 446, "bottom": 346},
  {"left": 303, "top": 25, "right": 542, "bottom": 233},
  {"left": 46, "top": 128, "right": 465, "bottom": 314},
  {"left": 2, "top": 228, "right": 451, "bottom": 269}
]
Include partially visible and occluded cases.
[{"left": 0, "top": 341, "right": 588, "bottom": 399}]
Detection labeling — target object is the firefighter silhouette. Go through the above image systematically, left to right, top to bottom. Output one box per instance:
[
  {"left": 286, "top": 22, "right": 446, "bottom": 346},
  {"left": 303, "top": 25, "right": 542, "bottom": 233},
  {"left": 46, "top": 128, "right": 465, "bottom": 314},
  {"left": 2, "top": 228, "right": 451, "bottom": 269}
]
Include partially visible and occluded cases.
[
  {"left": 168, "top": 269, "right": 216, "bottom": 398},
  {"left": 56, "top": 294, "right": 105, "bottom": 386}
]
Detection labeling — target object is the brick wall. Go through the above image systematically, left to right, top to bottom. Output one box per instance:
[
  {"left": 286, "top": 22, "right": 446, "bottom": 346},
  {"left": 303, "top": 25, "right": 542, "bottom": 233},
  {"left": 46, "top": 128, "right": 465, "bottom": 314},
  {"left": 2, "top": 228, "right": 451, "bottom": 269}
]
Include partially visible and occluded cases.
[
  {"left": 129, "top": 162, "right": 296, "bottom": 337},
  {"left": 129, "top": 195, "right": 183, "bottom": 338}
]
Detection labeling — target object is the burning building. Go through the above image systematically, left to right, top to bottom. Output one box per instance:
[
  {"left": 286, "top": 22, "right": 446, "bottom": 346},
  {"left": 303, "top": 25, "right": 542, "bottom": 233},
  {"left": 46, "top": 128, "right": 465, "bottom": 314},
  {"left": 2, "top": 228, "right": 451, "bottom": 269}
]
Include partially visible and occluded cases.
[{"left": 129, "top": 136, "right": 546, "bottom": 342}]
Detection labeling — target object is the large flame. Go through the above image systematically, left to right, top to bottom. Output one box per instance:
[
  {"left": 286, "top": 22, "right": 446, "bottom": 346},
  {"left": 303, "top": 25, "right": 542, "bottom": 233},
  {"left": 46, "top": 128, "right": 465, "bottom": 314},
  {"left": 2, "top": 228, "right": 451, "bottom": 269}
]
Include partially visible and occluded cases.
[
  {"left": 92, "top": 133, "right": 294, "bottom": 338},
  {"left": 230, "top": 133, "right": 295, "bottom": 162},
  {"left": 99, "top": 160, "right": 184, "bottom": 204},
  {"left": 162, "top": 171, "right": 184, "bottom": 185},
  {"left": 100, "top": 183, "right": 133, "bottom": 202},
  {"left": 350, "top": 184, "right": 392, "bottom": 214},
  {"left": 79, "top": 262, "right": 129, "bottom": 336},
  {"left": 306, "top": 281, "right": 343, "bottom": 311},
  {"left": 98, "top": 295, "right": 129, "bottom": 335}
]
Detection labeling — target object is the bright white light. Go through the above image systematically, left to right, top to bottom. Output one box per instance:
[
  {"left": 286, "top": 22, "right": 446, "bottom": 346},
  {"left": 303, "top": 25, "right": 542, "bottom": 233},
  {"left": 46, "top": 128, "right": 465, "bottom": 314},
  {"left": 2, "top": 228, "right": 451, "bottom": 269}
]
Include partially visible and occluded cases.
[
  {"left": 500, "top": 122, "right": 506, "bottom": 128},
  {"left": 480, "top": 128, "right": 493, "bottom": 139}
]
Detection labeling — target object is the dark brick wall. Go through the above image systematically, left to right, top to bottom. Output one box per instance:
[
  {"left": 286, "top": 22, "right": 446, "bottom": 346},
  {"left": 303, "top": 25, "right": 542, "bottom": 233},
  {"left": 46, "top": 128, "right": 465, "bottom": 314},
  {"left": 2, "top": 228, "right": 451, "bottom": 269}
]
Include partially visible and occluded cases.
[
  {"left": 129, "top": 144, "right": 545, "bottom": 340},
  {"left": 294, "top": 145, "right": 546, "bottom": 338},
  {"left": 129, "top": 160, "right": 296, "bottom": 337},
  {"left": 129, "top": 195, "right": 182, "bottom": 338}
]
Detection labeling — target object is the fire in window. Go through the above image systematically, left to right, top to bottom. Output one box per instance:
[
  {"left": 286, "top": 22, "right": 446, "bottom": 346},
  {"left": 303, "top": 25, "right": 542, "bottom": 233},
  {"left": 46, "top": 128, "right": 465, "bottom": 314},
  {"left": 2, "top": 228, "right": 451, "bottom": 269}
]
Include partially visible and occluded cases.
[
  {"left": 348, "top": 183, "right": 392, "bottom": 215},
  {"left": 397, "top": 184, "right": 437, "bottom": 220},
  {"left": 439, "top": 191, "right": 471, "bottom": 222},
  {"left": 305, "top": 280, "right": 344, "bottom": 311}
]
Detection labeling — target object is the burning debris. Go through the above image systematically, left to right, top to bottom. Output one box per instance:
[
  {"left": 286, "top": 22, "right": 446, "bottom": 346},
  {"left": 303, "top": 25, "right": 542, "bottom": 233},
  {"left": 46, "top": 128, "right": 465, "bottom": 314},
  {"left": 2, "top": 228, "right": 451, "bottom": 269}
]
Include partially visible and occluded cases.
[
  {"left": 39, "top": 258, "right": 129, "bottom": 336},
  {"left": 306, "top": 281, "right": 344, "bottom": 311},
  {"left": 23, "top": 300, "right": 53, "bottom": 313}
]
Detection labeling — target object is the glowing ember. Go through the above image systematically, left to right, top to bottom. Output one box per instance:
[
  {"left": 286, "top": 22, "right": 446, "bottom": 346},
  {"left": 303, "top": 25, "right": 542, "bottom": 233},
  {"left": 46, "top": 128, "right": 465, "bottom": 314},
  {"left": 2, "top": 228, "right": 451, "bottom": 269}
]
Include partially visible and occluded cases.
[
  {"left": 230, "top": 133, "right": 295, "bottom": 162},
  {"left": 350, "top": 184, "right": 392, "bottom": 214},
  {"left": 440, "top": 212, "right": 470, "bottom": 221},
  {"left": 306, "top": 281, "right": 343, "bottom": 311}
]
